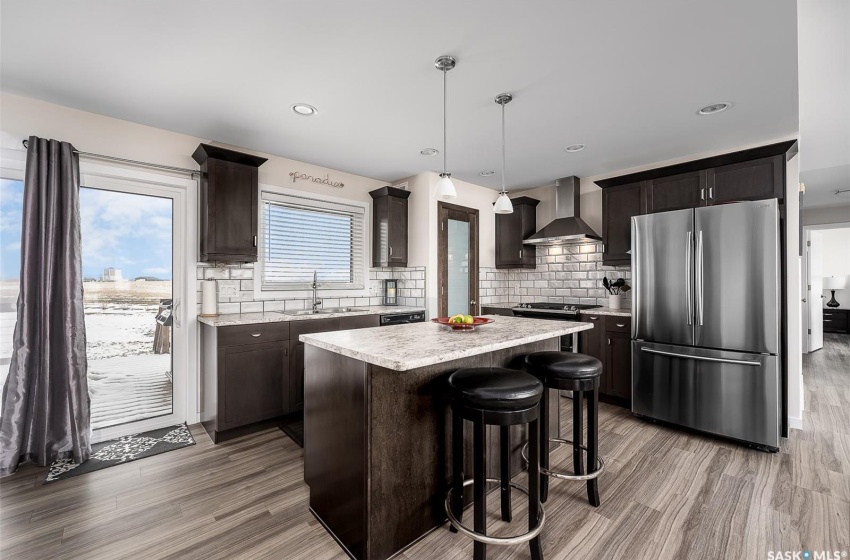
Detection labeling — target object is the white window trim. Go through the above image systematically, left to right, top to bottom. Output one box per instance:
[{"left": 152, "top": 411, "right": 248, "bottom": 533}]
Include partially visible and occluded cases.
[{"left": 254, "top": 183, "right": 371, "bottom": 300}]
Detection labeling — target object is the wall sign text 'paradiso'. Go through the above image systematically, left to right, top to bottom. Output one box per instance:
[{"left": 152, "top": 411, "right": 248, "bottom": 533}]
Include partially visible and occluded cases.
[{"left": 289, "top": 172, "right": 344, "bottom": 188}]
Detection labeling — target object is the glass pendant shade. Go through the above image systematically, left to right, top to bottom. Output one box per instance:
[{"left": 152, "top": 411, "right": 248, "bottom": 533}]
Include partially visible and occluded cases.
[
  {"left": 435, "top": 174, "right": 457, "bottom": 201},
  {"left": 494, "top": 192, "right": 513, "bottom": 214}
]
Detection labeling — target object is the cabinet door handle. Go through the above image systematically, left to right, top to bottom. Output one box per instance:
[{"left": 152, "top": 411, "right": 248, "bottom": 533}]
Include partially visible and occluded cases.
[
  {"left": 708, "top": 187, "right": 713, "bottom": 199},
  {"left": 700, "top": 188, "right": 705, "bottom": 200},
  {"left": 253, "top": 235, "right": 258, "bottom": 247},
  {"left": 389, "top": 246, "right": 393, "bottom": 256},
  {"left": 519, "top": 249, "right": 523, "bottom": 260},
  {"left": 589, "top": 316, "right": 598, "bottom": 320},
  {"left": 616, "top": 323, "right": 626, "bottom": 328},
  {"left": 251, "top": 333, "right": 262, "bottom": 337},
  {"left": 607, "top": 338, "right": 611, "bottom": 346},
  {"left": 284, "top": 347, "right": 288, "bottom": 356}
]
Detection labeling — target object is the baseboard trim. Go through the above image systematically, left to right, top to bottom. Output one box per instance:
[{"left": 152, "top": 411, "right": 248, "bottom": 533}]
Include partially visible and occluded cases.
[{"left": 788, "top": 416, "right": 803, "bottom": 430}]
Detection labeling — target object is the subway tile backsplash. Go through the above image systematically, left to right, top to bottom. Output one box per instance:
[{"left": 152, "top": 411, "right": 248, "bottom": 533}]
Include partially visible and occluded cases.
[
  {"left": 480, "top": 243, "right": 631, "bottom": 307},
  {"left": 196, "top": 263, "right": 426, "bottom": 315}
]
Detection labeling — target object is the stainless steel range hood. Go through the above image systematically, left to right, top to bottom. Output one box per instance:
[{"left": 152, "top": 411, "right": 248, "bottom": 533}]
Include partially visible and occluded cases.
[{"left": 524, "top": 176, "right": 601, "bottom": 245}]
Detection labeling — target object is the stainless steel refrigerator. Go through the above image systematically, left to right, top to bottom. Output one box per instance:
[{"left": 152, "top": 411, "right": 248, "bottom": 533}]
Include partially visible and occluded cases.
[{"left": 631, "top": 199, "right": 781, "bottom": 451}]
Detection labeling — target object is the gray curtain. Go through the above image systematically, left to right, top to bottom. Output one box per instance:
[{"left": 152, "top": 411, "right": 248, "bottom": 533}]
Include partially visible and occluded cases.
[{"left": 0, "top": 136, "right": 90, "bottom": 476}]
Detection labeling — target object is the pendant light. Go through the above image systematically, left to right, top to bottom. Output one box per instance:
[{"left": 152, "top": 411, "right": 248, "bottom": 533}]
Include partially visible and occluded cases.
[
  {"left": 434, "top": 55, "right": 457, "bottom": 201},
  {"left": 493, "top": 93, "right": 514, "bottom": 214}
]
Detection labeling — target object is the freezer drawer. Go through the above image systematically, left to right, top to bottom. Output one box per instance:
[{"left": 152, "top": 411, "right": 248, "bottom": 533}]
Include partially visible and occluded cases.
[{"left": 632, "top": 341, "right": 779, "bottom": 449}]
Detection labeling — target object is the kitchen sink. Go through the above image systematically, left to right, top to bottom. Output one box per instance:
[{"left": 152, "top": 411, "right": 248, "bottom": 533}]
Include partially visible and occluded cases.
[{"left": 277, "top": 307, "right": 359, "bottom": 316}]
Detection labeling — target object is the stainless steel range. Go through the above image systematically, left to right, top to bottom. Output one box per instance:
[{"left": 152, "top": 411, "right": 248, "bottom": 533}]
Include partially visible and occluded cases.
[{"left": 511, "top": 302, "right": 602, "bottom": 351}]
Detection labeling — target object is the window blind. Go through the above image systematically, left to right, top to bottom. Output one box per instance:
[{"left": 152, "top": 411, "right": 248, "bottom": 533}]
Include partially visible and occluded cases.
[{"left": 261, "top": 191, "right": 366, "bottom": 290}]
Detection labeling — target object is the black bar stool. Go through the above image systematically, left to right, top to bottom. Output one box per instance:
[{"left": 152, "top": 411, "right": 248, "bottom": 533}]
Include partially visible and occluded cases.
[
  {"left": 522, "top": 352, "right": 604, "bottom": 507},
  {"left": 446, "top": 367, "right": 546, "bottom": 560}
]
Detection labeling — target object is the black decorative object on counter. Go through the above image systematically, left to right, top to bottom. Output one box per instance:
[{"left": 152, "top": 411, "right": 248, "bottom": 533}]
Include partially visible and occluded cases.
[{"left": 384, "top": 279, "right": 399, "bottom": 306}]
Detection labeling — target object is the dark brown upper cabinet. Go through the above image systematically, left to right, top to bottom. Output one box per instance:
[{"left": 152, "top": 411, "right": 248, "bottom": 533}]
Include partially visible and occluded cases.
[
  {"left": 596, "top": 141, "right": 797, "bottom": 266},
  {"left": 193, "top": 144, "right": 267, "bottom": 263},
  {"left": 707, "top": 155, "right": 784, "bottom": 205},
  {"left": 647, "top": 170, "right": 707, "bottom": 213},
  {"left": 602, "top": 182, "right": 646, "bottom": 266},
  {"left": 370, "top": 186, "right": 410, "bottom": 267},
  {"left": 495, "top": 196, "right": 539, "bottom": 269}
]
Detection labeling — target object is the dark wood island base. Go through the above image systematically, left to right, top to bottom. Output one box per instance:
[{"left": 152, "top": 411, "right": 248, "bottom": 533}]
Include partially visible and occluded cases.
[{"left": 303, "top": 338, "right": 561, "bottom": 560}]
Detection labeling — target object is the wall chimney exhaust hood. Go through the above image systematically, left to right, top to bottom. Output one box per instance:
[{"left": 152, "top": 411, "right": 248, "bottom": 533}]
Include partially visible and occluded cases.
[{"left": 523, "top": 176, "right": 601, "bottom": 245}]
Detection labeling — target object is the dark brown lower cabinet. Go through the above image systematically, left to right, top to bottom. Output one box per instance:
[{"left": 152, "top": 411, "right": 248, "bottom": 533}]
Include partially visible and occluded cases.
[
  {"left": 202, "top": 313, "right": 384, "bottom": 442},
  {"left": 578, "top": 314, "right": 632, "bottom": 406},
  {"left": 289, "top": 315, "right": 380, "bottom": 413},
  {"left": 221, "top": 341, "right": 288, "bottom": 429}
]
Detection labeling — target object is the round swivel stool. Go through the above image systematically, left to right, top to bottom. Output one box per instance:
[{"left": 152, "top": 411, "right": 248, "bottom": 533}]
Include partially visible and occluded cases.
[
  {"left": 523, "top": 352, "right": 604, "bottom": 507},
  {"left": 446, "top": 367, "right": 546, "bottom": 560}
]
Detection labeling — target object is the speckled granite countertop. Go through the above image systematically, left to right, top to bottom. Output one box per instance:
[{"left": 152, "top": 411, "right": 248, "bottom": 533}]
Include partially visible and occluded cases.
[
  {"left": 198, "top": 306, "right": 426, "bottom": 327},
  {"left": 580, "top": 307, "right": 632, "bottom": 317},
  {"left": 300, "top": 315, "right": 593, "bottom": 371}
]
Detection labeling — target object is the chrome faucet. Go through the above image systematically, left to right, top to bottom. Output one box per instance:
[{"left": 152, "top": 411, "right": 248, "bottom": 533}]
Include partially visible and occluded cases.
[{"left": 312, "top": 271, "right": 322, "bottom": 313}]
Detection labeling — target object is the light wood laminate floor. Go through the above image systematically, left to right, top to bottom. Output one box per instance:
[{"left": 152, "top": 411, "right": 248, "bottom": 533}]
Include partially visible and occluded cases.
[{"left": 2, "top": 335, "right": 848, "bottom": 559}]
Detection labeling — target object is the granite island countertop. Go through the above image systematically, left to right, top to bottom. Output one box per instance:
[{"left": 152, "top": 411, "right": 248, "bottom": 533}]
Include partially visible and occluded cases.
[
  {"left": 197, "top": 305, "right": 426, "bottom": 327},
  {"left": 580, "top": 307, "right": 632, "bottom": 317},
  {"left": 300, "top": 315, "right": 593, "bottom": 371}
]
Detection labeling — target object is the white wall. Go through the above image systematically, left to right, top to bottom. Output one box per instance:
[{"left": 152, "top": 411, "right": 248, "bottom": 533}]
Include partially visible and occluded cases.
[
  {"left": 785, "top": 154, "right": 803, "bottom": 430},
  {"left": 802, "top": 204, "right": 850, "bottom": 226},
  {"left": 820, "top": 228, "right": 850, "bottom": 306}
]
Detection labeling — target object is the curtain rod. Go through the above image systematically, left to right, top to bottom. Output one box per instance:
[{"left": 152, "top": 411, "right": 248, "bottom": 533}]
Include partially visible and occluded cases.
[{"left": 21, "top": 139, "right": 199, "bottom": 177}]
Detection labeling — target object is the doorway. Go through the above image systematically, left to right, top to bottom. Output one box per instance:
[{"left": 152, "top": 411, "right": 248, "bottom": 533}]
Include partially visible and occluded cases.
[
  {"left": 79, "top": 174, "right": 188, "bottom": 442},
  {"left": 437, "top": 202, "right": 479, "bottom": 317},
  {"left": 802, "top": 222, "right": 850, "bottom": 353}
]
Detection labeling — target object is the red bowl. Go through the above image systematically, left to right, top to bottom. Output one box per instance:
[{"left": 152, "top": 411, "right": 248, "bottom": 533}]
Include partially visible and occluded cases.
[{"left": 431, "top": 316, "right": 495, "bottom": 330}]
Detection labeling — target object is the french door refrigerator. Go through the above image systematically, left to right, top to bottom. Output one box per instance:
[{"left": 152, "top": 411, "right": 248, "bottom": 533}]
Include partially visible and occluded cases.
[{"left": 631, "top": 199, "right": 781, "bottom": 451}]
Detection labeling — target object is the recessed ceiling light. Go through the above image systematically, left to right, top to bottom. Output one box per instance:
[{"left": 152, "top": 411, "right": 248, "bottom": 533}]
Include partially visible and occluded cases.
[
  {"left": 698, "top": 102, "right": 731, "bottom": 115},
  {"left": 291, "top": 103, "right": 318, "bottom": 116},
  {"left": 564, "top": 144, "right": 586, "bottom": 153},
  {"left": 420, "top": 148, "right": 439, "bottom": 156},
  {"left": 479, "top": 170, "right": 496, "bottom": 177}
]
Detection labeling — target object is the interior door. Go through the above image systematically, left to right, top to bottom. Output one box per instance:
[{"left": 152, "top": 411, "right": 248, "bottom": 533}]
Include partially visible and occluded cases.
[
  {"left": 694, "top": 200, "right": 780, "bottom": 354},
  {"left": 438, "top": 202, "right": 479, "bottom": 317},
  {"left": 631, "top": 208, "right": 694, "bottom": 346},
  {"left": 808, "top": 230, "right": 824, "bottom": 351}
]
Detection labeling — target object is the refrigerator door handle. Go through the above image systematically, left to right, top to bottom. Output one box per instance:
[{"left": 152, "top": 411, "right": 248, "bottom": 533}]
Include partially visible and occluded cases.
[
  {"left": 696, "top": 230, "right": 704, "bottom": 326},
  {"left": 686, "top": 231, "right": 692, "bottom": 325},
  {"left": 640, "top": 347, "right": 761, "bottom": 366}
]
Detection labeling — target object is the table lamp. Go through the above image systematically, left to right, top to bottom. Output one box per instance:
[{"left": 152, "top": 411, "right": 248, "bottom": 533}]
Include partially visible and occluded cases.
[{"left": 823, "top": 275, "right": 848, "bottom": 308}]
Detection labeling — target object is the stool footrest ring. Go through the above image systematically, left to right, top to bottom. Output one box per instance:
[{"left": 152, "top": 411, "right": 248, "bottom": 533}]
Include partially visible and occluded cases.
[
  {"left": 521, "top": 439, "right": 605, "bottom": 481},
  {"left": 444, "top": 477, "right": 545, "bottom": 545}
]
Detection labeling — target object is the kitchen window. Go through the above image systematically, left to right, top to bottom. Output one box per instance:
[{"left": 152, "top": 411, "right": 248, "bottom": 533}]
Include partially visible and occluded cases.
[{"left": 260, "top": 190, "right": 366, "bottom": 292}]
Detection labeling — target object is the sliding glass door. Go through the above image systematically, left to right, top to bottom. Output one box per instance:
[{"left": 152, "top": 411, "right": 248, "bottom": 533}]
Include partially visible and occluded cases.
[{"left": 79, "top": 175, "right": 187, "bottom": 441}]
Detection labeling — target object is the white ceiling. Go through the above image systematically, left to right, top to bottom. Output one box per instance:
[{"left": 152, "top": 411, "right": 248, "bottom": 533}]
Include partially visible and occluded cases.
[
  {"left": 1, "top": 0, "right": 799, "bottom": 191},
  {"left": 798, "top": 0, "right": 850, "bottom": 208}
]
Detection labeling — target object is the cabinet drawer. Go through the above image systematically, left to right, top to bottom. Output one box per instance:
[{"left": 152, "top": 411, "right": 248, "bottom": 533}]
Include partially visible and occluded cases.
[
  {"left": 339, "top": 314, "right": 380, "bottom": 331},
  {"left": 823, "top": 314, "right": 848, "bottom": 331},
  {"left": 605, "top": 315, "right": 632, "bottom": 333},
  {"left": 218, "top": 322, "right": 290, "bottom": 347}
]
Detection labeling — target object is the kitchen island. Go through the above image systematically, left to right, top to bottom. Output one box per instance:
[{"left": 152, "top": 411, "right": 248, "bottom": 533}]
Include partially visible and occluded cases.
[{"left": 301, "top": 315, "right": 592, "bottom": 560}]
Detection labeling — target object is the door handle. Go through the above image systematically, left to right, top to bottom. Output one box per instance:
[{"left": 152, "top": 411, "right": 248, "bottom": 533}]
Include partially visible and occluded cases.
[
  {"left": 696, "top": 230, "right": 704, "bottom": 326},
  {"left": 685, "top": 231, "right": 693, "bottom": 325},
  {"left": 253, "top": 235, "right": 258, "bottom": 247},
  {"left": 173, "top": 298, "right": 181, "bottom": 329},
  {"left": 802, "top": 298, "right": 807, "bottom": 303},
  {"left": 470, "top": 300, "right": 476, "bottom": 305},
  {"left": 251, "top": 333, "right": 262, "bottom": 337},
  {"left": 640, "top": 347, "right": 761, "bottom": 366}
]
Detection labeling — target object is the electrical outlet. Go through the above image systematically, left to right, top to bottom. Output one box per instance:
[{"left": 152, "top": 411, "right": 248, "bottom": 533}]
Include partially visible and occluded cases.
[{"left": 219, "top": 285, "right": 238, "bottom": 297}]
